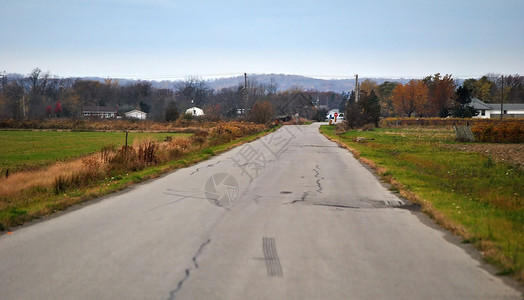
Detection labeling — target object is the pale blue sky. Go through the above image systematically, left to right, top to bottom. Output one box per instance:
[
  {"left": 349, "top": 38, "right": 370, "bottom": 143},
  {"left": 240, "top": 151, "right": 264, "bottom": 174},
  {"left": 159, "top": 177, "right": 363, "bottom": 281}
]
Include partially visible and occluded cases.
[{"left": 1, "top": 0, "right": 523, "bottom": 79}]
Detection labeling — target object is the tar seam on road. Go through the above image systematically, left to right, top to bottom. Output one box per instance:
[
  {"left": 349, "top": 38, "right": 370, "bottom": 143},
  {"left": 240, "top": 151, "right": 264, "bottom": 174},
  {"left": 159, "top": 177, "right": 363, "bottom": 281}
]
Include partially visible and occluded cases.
[
  {"left": 190, "top": 160, "right": 223, "bottom": 175},
  {"left": 313, "top": 165, "right": 324, "bottom": 194},
  {"left": 285, "top": 191, "right": 309, "bottom": 205},
  {"left": 263, "top": 237, "right": 283, "bottom": 277},
  {"left": 167, "top": 238, "right": 211, "bottom": 300}
]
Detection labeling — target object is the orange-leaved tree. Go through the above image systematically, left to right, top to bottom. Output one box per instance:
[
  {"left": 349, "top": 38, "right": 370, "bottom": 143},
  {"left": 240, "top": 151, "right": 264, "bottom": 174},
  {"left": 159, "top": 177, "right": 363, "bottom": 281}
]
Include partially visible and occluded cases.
[
  {"left": 423, "top": 73, "right": 456, "bottom": 117},
  {"left": 391, "top": 80, "right": 428, "bottom": 117}
]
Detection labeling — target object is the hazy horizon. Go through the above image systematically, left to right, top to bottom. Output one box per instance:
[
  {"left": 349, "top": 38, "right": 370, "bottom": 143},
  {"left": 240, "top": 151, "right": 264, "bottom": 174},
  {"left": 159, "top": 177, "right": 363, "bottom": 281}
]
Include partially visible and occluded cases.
[{"left": 2, "top": 0, "right": 522, "bottom": 80}]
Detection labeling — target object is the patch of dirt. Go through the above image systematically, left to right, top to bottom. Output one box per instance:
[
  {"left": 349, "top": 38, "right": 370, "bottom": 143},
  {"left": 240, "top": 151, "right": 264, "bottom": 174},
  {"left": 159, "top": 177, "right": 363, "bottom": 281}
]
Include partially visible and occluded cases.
[{"left": 441, "top": 143, "right": 524, "bottom": 169}]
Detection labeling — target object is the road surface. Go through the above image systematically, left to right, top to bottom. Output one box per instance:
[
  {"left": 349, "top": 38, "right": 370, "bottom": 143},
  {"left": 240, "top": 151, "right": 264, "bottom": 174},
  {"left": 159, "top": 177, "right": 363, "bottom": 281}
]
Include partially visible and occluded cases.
[{"left": 0, "top": 124, "right": 521, "bottom": 299}]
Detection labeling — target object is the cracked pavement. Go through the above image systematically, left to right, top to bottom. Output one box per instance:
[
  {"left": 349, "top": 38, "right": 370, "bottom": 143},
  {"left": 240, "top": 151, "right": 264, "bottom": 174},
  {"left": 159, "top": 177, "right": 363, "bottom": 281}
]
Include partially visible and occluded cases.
[{"left": 0, "top": 123, "right": 521, "bottom": 299}]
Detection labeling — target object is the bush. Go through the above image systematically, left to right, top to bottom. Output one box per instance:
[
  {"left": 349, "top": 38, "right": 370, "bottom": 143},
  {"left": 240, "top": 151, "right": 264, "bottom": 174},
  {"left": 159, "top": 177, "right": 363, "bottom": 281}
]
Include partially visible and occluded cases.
[
  {"left": 249, "top": 100, "right": 275, "bottom": 124},
  {"left": 471, "top": 121, "right": 524, "bottom": 143},
  {"left": 334, "top": 122, "right": 348, "bottom": 134},
  {"left": 361, "top": 123, "right": 376, "bottom": 131}
]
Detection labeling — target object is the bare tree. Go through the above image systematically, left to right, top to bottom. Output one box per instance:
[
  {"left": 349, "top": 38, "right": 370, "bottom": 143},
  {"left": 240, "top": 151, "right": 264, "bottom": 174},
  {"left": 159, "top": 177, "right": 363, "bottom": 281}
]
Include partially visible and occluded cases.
[
  {"left": 23, "top": 68, "right": 51, "bottom": 118},
  {"left": 175, "top": 76, "right": 211, "bottom": 108},
  {"left": 4, "top": 82, "right": 25, "bottom": 119}
]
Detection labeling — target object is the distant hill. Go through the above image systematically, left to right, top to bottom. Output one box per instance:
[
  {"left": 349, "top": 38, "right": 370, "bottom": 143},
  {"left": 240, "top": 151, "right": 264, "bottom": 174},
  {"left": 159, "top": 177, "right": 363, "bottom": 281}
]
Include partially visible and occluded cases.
[
  {"left": 5, "top": 72, "right": 412, "bottom": 93},
  {"left": 203, "top": 74, "right": 411, "bottom": 93}
]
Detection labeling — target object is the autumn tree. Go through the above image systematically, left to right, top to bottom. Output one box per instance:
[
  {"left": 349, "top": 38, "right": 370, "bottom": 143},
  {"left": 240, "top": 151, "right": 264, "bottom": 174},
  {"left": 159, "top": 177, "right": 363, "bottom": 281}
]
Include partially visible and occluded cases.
[
  {"left": 423, "top": 73, "right": 456, "bottom": 117},
  {"left": 463, "top": 76, "right": 494, "bottom": 102},
  {"left": 359, "top": 79, "right": 378, "bottom": 95},
  {"left": 73, "top": 80, "right": 102, "bottom": 106},
  {"left": 391, "top": 80, "right": 428, "bottom": 117},
  {"left": 378, "top": 81, "right": 398, "bottom": 117},
  {"left": 61, "top": 91, "right": 82, "bottom": 118},
  {"left": 249, "top": 100, "right": 275, "bottom": 124},
  {"left": 54, "top": 101, "right": 63, "bottom": 117},
  {"left": 46, "top": 105, "right": 52, "bottom": 117}
]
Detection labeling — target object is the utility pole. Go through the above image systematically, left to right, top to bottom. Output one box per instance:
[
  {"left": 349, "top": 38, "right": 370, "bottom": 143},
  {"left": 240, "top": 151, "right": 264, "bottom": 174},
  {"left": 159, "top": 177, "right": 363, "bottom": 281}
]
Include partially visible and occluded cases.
[
  {"left": 244, "top": 73, "right": 248, "bottom": 115},
  {"left": 355, "top": 74, "right": 359, "bottom": 103},
  {"left": 500, "top": 75, "right": 504, "bottom": 121}
]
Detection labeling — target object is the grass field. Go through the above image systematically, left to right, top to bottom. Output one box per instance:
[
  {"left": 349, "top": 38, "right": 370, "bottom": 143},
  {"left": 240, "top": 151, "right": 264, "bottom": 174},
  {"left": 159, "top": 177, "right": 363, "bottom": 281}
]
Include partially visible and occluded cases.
[
  {"left": 320, "top": 125, "right": 524, "bottom": 281},
  {"left": 0, "top": 131, "right": 191, "bottom": 172}
]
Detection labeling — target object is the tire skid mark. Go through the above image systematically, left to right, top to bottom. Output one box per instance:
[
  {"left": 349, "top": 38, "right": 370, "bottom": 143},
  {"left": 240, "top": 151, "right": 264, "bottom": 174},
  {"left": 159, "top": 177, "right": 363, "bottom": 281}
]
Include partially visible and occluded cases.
[{"left": 263, "top": 237, "right": 283, "bottom": 277}]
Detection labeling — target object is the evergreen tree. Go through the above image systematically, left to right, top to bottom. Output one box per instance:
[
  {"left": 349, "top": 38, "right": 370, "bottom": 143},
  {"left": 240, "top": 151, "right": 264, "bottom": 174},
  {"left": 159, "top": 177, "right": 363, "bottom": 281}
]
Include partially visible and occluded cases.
[
  {"left": 451, "top": 86, "right": 477, "bottom": 118},
  {"left": 345, "top": 90, "right": 381, "bottom": 128},
  {"left": 164, "top": 101, "right": 179, "bottom": 122}
]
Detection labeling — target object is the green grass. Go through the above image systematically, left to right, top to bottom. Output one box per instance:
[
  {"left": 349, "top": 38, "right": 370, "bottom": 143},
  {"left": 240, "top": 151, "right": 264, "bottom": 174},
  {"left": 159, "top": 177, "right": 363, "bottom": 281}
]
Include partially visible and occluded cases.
[
  {"left": 320, "top": 125, "right": 524, "bottom": 281},
  {"left": 0, "top": 130, "right": 191, "bottom": 172}
]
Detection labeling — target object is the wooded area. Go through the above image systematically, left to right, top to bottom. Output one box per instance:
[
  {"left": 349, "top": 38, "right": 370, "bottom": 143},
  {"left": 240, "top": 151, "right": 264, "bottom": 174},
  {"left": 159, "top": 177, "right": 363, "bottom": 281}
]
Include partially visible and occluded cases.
[{"left": 0, "top": 68, "right": 522, "bottom": 122}]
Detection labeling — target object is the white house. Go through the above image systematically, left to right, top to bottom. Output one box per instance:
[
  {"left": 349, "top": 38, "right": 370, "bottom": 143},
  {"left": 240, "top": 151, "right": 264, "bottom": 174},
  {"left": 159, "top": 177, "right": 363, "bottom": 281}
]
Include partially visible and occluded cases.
[
  {"left": 470, "top": 98, "right": 524, "bottom": 119},
  {"left": 185, "top": 106, "right": 205, "bottom": 116},
  {"left": 124, "top": 109, "right": 147, "bottom": 120}
]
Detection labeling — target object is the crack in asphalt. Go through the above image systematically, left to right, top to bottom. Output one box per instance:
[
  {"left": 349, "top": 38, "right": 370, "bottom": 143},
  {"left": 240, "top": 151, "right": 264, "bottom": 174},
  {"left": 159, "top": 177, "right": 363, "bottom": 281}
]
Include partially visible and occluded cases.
[
  {"left": 190, "top": 160, "right": 222, "bottom": 175},
  {"left": 314, "top": 165, "right": 324, "bottom": 194},
  {"left": 149, "top": 190, "right": 206, "bottom": 211},
  {"left": 284, "top": 191, "right": 309, "bottom": 205},
  {"left": 167, "top": 239, "right": 211, "bottom": 300}
]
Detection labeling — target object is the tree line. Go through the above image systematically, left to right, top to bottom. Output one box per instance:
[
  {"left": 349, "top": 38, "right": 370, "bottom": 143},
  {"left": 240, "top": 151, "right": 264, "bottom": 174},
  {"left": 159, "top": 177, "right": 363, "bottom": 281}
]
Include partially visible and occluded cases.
[
  {"left": 0, "top": 68, "right": 521, "bottom": 123},
  {"left": 0, "top": 68, "right": 347, "bottom": 122},
  {"left": 345, "top": 73, "right": 523, "bottom": 128}
]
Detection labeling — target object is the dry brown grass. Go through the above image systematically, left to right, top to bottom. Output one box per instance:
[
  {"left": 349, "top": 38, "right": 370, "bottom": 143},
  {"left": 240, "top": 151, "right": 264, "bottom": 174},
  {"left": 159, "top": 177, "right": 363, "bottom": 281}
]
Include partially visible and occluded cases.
[{"left": 0, "top": 156, "right": 96, "bottom": 198}]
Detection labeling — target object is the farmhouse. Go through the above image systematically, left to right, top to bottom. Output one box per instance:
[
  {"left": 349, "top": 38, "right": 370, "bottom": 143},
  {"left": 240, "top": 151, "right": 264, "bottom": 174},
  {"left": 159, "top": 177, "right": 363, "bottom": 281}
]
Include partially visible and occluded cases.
[
  {"left": 470, "top": 98, "right": 524, "bottom": 119},
  {"left": 82, "top": 106, "right": 118, "bottom": 118},
  {"left": 124, "top": 109, "right": 147, "bottom": 120}
]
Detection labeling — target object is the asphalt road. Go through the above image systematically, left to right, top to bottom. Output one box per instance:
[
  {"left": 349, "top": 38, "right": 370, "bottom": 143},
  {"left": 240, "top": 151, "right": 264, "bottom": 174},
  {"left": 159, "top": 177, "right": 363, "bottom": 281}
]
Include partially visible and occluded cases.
[{"left": 0, "top": 123, "right": 521, "bottom": 299}]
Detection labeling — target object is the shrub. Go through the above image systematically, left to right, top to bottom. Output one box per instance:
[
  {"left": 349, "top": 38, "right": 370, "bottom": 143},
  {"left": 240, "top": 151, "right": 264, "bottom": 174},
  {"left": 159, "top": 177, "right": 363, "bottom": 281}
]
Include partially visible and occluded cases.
[
  {"left": 249, "top": 100, "right": 275, "bottom": 124},
  {"left": 471, "top": 121, "right": 524, "bottom": 143},
  {"left": 334, "top": 122, "right": 348, "bottom": 134},
  {"left": 361, "top": 123, "right": 376, "bottom": 131},
  {"left": 190, "top": 130, "right": 208, "bottom": 148},
  {"left": 164, "top": 137, "right": 193, "bottom": 159}
]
